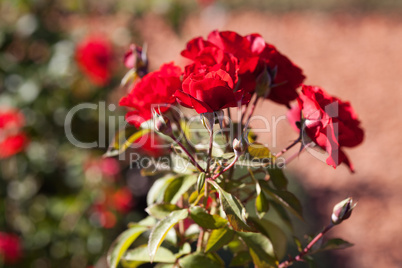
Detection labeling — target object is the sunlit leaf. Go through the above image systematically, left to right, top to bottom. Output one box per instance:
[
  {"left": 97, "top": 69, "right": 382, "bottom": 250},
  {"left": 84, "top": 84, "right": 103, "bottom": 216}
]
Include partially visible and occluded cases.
[
  {"left": 104, "top": 128, "right": 151, "bottom": 157},
  {"left": 248, "top": 142, "right": 274, "bottom": 160},
  {"left": 147, "top": 174, "right": 177, "bottom": 206},
  {"left": 163, "top": 175, "right": 197, "bottom": 204},
  {"left": 260, "top": 180, "right": 303, "bottom": 220},
  {"left": 209, "top": 181, "right": 255, "bottom": 232},
  {"left": 255, "top": 182, "right": 269, "bottom": 218},
  {"left": 146, "top": 204, "right": 182, "bottom": 220},
  {"left": 190, "top": 206, "right": 228, "bottom": 230},
  {"left": 148, "top": 209, "right": 188, "bottom": 262},
  {"left": 249, "top": 217, "right": 288, "bottom": 260},
  {"left": 107, "top": 225, "right": 148, "bottom": 268},
  {"left": 205, "top": 227, "right": 235, "bottom": 253},
  {"left": 238, "top": 232, "right": 278, "bottom": 268},
  {"left": 318, "top": 238, "right": 354, "bottom": 252},
  {"left": 175, "top": 242, "right": 191, "bottom": 258},
  {"left": 123, "top": 244, "right": 175, "bottom": 264},
  {"left": 179, "top": 252, "right": 223, "bottom": 268}
]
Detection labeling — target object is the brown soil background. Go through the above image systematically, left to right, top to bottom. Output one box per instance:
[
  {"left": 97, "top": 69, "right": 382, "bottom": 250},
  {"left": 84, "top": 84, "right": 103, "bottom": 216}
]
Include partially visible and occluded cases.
[{"left": 81, "top": 10, "right": 402, "bottom": 268}]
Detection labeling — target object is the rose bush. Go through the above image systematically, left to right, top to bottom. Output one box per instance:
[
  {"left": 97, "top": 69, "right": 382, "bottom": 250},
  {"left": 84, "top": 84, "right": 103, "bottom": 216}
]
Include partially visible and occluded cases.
[{"left": 108, "top": 29, "right": 364, "bottom": 268}]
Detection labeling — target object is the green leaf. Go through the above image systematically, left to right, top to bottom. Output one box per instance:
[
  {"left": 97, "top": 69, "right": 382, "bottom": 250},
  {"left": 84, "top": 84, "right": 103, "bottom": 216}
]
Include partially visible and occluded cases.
[
  {"left": 104, "top": 128, "right": 151, "bottom": 157},
  {"left": 248, "top": 142, "right": 275, "bottom": 160},
  {"left": 267, "top": 166, "right": 288, "bottom": 190},
  {"left": 197, "top": 173, "right": 206, "bottom": 194},
  {"left": 147, "top": 175, "right": 178, "bottom": 206},
  {"left": 164, "top": 175, "right": 197, "bottom": 204},
  {"left": 260, "top": 180, "right": 303, "bottom": 220},
  {"left": 210, "top": 181, "right": 255, "bottom": 232},
  {"left": 255, "top": 182, "right": 269, "bottom": 218},
  {"left": 146, "top": 204, "right": 182, "bottom": 220},
  {"left": 190, "top": 206, "right": 228, "bottom": 229},
  {"left": 148, "top": 209, "right": 188, "bottom": 262},
  {"left": 249, "top": 217, "right": 288, "bottom": 260},
  {"left": 107, "top": 225, "right": 148, "bottom": 268},
  {"left": 205, "top": 227, "right": 235, "bottom": 253},
  {"left": 238, "top": 232, "right": 278, "bottom": 268},
  {"left": 293, "top": 236, "right": 303, "bottom": 252},
  {"left": 318, "top": 238, "right": 354, "bottom": 252},
  {"left": 175, "top": 242, "right": 191, "bottom": 258},
  {"left": 123, "top": 244, "right": 175, "bottom": 264},
  {"left": 229, "top": 251, "right": 252, "bottom": 267},
  {"left": 179, "top": 252, "right": 223, "bottom": 268}
]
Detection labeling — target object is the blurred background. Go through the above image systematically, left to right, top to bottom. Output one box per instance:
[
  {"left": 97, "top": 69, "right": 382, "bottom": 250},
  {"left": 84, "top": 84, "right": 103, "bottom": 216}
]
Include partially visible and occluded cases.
[{"left": 1, "top": 0, "right": 401, "bottom": 267}]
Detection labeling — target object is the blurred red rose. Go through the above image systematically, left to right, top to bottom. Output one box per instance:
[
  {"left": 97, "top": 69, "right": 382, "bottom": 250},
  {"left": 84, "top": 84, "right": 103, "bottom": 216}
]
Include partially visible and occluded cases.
[
  {"left": 207, "top": 31, "right": 305, "bottom": 105},
  {"left": 75, "top": 36, "right": 113, "bottom": 86},
  {"left": 119, "top": 62, "right": 182, "bottom": 127},
  {"left": 175, "top": 69, "right": 247, "bottom": 113},
  {"left": 288, "top": 85, "right": 364, "bottom": 171},
  {"left": 0, "top": 109, "right": 28, "bottom": 159},
  {"left": 92, "top": 187, "right": 133, "bottom": 228},
  {"left": 0, "top": 232, "right": 22, "bottom": 264}
]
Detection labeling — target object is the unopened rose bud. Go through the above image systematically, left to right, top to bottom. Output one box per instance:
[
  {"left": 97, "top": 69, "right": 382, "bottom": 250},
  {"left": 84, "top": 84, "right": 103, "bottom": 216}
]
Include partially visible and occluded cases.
[
  {"left": 255, "top": 66, "right": 272, "bottom": 98},
  {"left": 154, "top": 113, "right": 172, "bottom": 136},
  {"left": 233, "top": 137, "right": 248, "bottom": 156},
  {"left": 331, "top": 197, "right": 356, "bottom": 225}
]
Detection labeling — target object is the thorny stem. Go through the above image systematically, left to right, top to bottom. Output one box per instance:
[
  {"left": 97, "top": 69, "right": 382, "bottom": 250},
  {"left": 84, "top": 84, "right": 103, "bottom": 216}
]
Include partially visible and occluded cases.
[
  {"left": 243, "top": 96, "right": 260, "bottom": 127},
  {"left": 171, "top": 111, "right": 196, "bottom": 154},
  {"left": 206, "top": 128, "right": 214, "bottom": 174},
  {"left": 170, "top": 133, "right": 205, "bottom": 173},
  {"left": 275, "top": 137, "right": 302, "bottom": 158},
  {"left": 282, "top": 142, "right": 313, "bottom": 167},
  {"left": 211, "top": 154, "right": 239, "bottom": 180},
  {"left": 278, "top": 223, "right": 335, "bottom": 268}
]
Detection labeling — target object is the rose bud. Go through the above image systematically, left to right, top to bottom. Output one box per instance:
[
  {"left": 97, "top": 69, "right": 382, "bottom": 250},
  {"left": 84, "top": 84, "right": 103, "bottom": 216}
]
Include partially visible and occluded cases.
[
  {"left": 255, "top": 66, "right": 272, "bottom": 98},
  {"left": 153, "top": 112, "right": 172, "bottom": 136},
  {"left": 233, "top": 137, "right": 248, "bottom": 156},
  {"left": 331, "top": 197, "right": 356, "bottom": 225}
]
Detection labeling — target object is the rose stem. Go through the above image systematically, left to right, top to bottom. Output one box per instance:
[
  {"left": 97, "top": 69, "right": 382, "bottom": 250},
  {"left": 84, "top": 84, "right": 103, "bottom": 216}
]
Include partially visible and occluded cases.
[
  {"left": 243, "top": 96, "right": 260, "bottom": 127},
  {"left": 169, "top": 133, "right": 205, "bottom": 173},
  {"left": 275, "top": 137, "right": 302, "bottom": 157},
  {"left": 280, "top": 142, "right": 313, "bottom": 167},
  {"left": 211, "top": 154, "right": 239, "bottom": 180},
  {"left": 278, "top": 223, "right": 334, "bottom": 268}
]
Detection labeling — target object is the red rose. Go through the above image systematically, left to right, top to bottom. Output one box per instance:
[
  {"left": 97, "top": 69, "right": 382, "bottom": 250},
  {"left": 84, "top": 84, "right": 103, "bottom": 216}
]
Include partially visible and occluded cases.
[
  {"left": 207, "top": 30, "right": 305, "bottom": 105},
  {"left": 75, "top": 36, "right": 113, "bottom": 86},
  {"left": 181, "top": 37, "right": 238, "bottom": 84},
  {"left": 119, "top": 62, "right": 182, "bottom": 127},
  {"left": 175, "top": 69, "right": 247, "bottom": 114},
  {"left": 288, "top": 85, "right": 364, "bottom": 171},
  {"left": 0, "top": 109, "right": 28, "bottom": 159},
  {"left": 0, "top": 232, "right": 22, "bottom": 264}
]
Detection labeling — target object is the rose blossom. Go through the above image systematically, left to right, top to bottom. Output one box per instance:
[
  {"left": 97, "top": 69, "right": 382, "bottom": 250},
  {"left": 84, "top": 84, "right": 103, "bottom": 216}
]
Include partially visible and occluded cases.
[
  {"left": 207, "top": 30, "right": 306, "bottom": 105},
  {"left": 75, "top": 36, "right": 113, "bottom": 86},
  {"left": 119, "top": 62, "right": 182, "bottom": 127},
  {"left": 175, "top": 69, "right": 248, "bottom": 114},
  {"left": 287, "top": 85, "right": 364, "bottom": 171},
  {"left": 0, "top": 109, "right": 28, "bottom": 159},
  {"left": 0, "top": 232, "right": 22, "bottom": 264}
]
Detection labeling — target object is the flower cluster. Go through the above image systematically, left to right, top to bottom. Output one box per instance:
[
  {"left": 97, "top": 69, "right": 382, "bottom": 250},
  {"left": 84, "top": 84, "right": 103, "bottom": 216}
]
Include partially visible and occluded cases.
[
  {"left": 120, "top": 30, "right": 363, "bottom": 171},
  {"left": 0, "top": 109, "right": 28, "bottom": 159}
]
